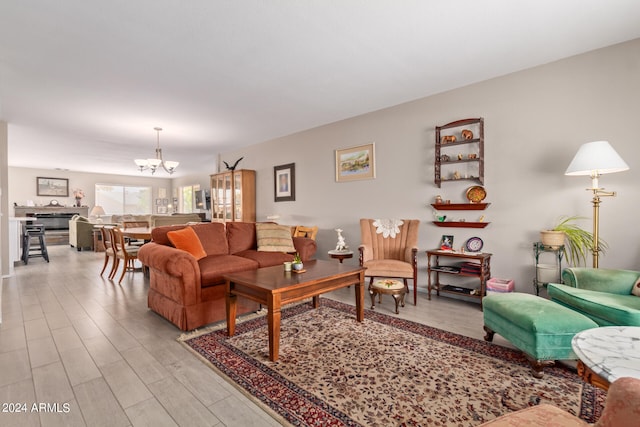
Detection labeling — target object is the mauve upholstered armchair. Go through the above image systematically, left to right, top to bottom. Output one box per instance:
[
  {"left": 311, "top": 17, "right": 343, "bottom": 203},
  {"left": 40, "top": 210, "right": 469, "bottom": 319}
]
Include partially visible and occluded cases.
[
  {"left": 359, "top": 218, "right": 419, "bottom": 305},
  {"left": 478, "top": 376, "right": 640, "bottom": 426}
]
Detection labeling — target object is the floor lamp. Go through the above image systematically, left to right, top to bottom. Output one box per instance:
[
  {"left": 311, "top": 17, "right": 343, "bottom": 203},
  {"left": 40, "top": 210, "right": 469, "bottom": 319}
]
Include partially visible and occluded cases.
[{"left": 565, "top": 141, "right": 629, "bottom": 268}]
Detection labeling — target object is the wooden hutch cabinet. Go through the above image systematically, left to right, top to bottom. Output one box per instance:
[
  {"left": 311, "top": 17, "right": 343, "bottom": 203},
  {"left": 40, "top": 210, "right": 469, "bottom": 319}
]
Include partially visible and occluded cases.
[{"left": 210, "top": 169, "right": 256, "bottom": 222}]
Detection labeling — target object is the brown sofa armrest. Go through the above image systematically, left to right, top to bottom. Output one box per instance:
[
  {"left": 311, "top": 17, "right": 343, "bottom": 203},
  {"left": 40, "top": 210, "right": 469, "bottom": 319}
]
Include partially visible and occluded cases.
[
  {"left": 292, "top": 237, "right": 317, "bottom": 262},
  {"left": 138, "top": 242, "right": 202, "bottom": 305}
]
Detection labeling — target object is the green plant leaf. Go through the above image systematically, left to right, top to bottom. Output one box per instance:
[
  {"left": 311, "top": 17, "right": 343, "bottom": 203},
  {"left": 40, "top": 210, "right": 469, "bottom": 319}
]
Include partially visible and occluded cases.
[{"left": 551, "top": 216, "right": 608, "bottom": 266}]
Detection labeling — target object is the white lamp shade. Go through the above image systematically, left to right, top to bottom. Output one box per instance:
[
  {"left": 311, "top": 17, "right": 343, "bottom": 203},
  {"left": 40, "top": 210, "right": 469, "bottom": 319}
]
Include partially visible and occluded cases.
[
  {"left": 565, "top": 141, "right": 629, "bottom": 176},
  {"left": 148, "top": 158, "right": 162, "bottom": 167},
  {"left": 134, "top": 159, "right": 148, "bottom": 167},
  {"left": 164, "top": 160, "right": 179, "bottom": 170},
  {"left": 90, "top": 206, "right": 106, "bottom": 216}
]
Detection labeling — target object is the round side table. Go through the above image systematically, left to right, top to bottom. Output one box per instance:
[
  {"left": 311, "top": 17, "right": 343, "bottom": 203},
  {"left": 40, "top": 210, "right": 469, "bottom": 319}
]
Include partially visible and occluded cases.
[
  {"left": 328, "top": 250, "right": 353, "bottom": 263},
  {"left": 572, "top": 326, "right": 640, "bottom": 390}
]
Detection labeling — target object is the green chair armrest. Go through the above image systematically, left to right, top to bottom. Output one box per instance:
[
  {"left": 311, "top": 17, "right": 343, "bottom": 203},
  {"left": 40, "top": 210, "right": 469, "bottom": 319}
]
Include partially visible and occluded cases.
[{"left": 561, "top": 267, "right": 640, "bottom": 295}]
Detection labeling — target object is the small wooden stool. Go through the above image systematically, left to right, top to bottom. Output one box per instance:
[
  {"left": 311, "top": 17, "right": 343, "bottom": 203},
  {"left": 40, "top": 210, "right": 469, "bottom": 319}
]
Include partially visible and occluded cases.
[{"left": 369, "top": 279, "right": 407, "bottom": 314}]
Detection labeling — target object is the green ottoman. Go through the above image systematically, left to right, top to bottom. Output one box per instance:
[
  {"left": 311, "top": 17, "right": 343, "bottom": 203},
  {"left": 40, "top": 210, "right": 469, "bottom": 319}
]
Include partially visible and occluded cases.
[{"left": 483, "top": 293, "right": 598, "bottom": 378}]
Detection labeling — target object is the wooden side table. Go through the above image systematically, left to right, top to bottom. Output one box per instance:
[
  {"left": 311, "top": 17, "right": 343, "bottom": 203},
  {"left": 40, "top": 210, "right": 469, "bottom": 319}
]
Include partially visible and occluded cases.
[{"left": 328, "top": 250, "right": 353, "bottom": 263}]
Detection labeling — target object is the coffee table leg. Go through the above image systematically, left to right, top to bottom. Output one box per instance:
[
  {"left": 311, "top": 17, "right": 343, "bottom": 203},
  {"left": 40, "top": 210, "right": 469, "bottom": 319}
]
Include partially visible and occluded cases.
[
  {"left": 355, "top": 271, "right": 365, "bottom": 322},
  {"left": 226, "top": 281, "right": 237, "bottom": 337},
  {"left": 267, "top": 293, "right": 282, "bottom": 361},
  {"left": 312, "top": 295, "right": 320, "bottom": 308}
]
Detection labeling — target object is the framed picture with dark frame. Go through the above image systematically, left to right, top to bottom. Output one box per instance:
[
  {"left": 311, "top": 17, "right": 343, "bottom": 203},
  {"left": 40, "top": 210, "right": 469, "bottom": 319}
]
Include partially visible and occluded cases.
[
  {"left": 335, "top": 143, "right": 376, "bottom": 182},
  {"left": 274, "top": 163, "right": 295, "bottom": 202},
  {"left": 36, "top": 177, "right": 69, "bottom": 197},
  {"left": 440, "top": 235, "right": 454, "bottom": 251}
]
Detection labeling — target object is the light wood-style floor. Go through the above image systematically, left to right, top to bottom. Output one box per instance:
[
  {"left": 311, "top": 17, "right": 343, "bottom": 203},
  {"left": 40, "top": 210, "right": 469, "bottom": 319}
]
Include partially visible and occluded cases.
[{"left": 0, "top": 245, "right": 514, "bottom": 427}]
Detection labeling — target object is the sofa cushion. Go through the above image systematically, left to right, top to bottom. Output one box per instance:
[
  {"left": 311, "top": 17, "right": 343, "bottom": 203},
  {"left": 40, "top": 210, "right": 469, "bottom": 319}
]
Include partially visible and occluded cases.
[
  {"left": 226, "top": 222, "right": 257, "bottom": 254},
  {"left": 190, "top": 223, "right": 228, "bottom": 256},
  {"left": 255, "top": 223, "right": 296, "bottom": 252},
  {"left": 151, "top": 224, "right": 189, "bottom": 246},
  {"left": 167, "top": 227, "right": 207, "bottom": 261},
  {"left": 235, "top": 249, "right": 295, "bottom": 267},
  {"left": 198, "top": 255, "right": 259, "bottom": 287},
  {"left": 548, "top": 283, "right": 640, "bottom": 326}
]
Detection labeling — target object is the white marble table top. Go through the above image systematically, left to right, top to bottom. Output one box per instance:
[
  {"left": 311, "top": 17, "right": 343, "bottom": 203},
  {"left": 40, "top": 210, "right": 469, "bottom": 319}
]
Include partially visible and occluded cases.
[{"left": 572, "top": 326, "right": 640, "bottom": 383}]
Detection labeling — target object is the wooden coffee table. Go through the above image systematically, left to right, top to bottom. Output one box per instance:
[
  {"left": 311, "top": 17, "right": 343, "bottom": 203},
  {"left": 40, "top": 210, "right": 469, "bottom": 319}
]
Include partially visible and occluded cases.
[{"left": 225, "top": 259, "right": 366, "bottom": 361}]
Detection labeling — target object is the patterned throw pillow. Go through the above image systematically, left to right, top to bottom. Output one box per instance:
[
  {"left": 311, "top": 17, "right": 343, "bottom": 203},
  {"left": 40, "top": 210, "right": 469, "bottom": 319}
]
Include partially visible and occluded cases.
[
  {"left": 256, "top": 223, "right": 296, "bottom": 253},
  {"left": 167, "top": 226, "right": 207, "bottom": 260},
  {"left": 632, "top": 277, "right": 640, "bottom": 297}
]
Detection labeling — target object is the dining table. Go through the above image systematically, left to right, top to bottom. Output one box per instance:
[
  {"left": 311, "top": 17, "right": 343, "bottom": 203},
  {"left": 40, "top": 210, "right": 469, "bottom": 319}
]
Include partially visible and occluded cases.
[{"left": 119, "top": 226, "right": 153, "bottom": 242}]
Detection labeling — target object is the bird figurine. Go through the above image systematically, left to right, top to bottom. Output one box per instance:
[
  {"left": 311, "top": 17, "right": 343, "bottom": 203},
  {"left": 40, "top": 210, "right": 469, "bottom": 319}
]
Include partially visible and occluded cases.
[{"left": 223, "top": 157, "right": 244, "bottom": 171}]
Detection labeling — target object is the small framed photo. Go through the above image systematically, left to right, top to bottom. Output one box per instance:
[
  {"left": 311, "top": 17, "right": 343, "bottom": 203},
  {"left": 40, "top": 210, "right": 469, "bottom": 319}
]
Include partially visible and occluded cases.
[
  {"left": 335, "top": 143, "right": 375, "bottom": 182},
  {"left": 274, "top": 163, "right": 295, "bottom": 202},
  {"left": 37, "top": 177, "right": 69, "bottom": 197},
  {"left": 155, "top": 198, "right": 162, "bottom": 205},
  {"left": 157, "top": 206, "right": 167, "bottom": 214},
  {"left": 440, "top": 235, "right": 454, "bottom": 251}
]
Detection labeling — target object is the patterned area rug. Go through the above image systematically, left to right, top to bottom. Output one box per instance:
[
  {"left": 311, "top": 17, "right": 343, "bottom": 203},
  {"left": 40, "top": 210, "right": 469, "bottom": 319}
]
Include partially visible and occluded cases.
[{"left": 180, "top": 299, "right": 605, "bottom": 426}]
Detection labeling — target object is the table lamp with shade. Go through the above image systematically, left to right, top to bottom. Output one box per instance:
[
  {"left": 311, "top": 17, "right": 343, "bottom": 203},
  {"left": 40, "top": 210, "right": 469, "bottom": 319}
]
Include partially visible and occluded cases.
[
  {"left": 565, "top": 140, "right": 629, "bottom": 268},
  {"left": 90, "top": 206, "right": 106, "bottom": 223}
]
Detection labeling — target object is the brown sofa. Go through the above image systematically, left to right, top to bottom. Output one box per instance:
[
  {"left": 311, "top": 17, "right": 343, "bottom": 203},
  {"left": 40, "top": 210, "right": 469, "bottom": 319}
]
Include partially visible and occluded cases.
[{"left": 138, "top": 222, "right": 317, "bottom": 330}]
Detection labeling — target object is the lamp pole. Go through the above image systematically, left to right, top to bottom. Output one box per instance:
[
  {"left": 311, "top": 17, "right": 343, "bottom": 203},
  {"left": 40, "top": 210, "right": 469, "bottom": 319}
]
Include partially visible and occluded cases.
[{"left": 589, "top": 185, "right": 616, "bottom": 269}]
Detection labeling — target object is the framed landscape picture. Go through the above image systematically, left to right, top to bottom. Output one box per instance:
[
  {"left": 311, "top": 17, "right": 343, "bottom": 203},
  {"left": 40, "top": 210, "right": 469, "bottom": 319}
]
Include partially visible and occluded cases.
[
  {"left": 335, "top": 143, "right": 375, "bottom": 182},
  {"left": 274, "top": 163, "right": 295, "bottom": 202},
  {"left": 36, "top": 177, "right": 69, "bottom": 197}
]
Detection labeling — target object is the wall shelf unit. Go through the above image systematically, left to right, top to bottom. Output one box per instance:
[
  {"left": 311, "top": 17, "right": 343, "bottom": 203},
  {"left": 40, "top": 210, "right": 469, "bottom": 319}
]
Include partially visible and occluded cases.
[
  {"left": 435, "top": 118, "right": 484, "bottom": 188},
  {"left": 431, "top": 203, "right": 490, "bottom": 211},
  {"left": 432, "top": 221, "right": 489, "bottom": 228}
]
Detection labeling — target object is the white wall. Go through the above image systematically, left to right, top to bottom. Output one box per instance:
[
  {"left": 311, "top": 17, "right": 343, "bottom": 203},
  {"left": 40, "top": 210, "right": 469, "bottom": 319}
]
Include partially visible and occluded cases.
[{"left": 220, "top": 39, "right": 640, "bottom": 294}]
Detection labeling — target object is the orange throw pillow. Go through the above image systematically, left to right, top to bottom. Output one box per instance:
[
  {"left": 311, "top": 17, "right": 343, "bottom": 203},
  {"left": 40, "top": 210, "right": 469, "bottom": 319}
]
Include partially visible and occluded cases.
[{"left": 167, "top": 227, "right": 207, "bottom": 260}]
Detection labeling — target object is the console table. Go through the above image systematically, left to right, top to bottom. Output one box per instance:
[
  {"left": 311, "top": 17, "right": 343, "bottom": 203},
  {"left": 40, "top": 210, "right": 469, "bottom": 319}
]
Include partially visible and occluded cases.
[
  {"left": 426, "top": 250, "right": 491, "bottom": 308},
  {"left": 572, "top": 326, "right": 640, "bottom": 390}
]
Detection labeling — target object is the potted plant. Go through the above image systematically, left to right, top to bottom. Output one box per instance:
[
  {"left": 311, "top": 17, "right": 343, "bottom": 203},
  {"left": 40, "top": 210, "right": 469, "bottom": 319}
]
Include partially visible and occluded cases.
[
  {"left": 540, "top": 216, "right": 608, "bottom": 266},
  {"left": 292, "top": 253, "right": 304, "bottom": 271}
]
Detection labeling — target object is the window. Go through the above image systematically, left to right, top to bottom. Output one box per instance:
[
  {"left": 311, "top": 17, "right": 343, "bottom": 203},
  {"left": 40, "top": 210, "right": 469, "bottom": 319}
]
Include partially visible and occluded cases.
[
  {"left": 96, "top": 184, "right": 152, "bottom": 214},
  {"left": 181, "top": 186, "right": 194, "bottom": 213}
]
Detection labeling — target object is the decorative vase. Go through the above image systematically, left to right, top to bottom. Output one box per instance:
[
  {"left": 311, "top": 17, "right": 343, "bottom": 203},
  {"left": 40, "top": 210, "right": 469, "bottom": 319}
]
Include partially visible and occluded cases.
[
  {"left": 75, "top": 198, "right": 82, "bottom": 207},
  {"left": 292, "top": 262, "right": 304, "bottom": 271}
]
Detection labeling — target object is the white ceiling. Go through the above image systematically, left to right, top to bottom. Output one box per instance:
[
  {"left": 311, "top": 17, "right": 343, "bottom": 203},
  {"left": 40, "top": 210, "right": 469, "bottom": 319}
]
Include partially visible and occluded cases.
[{"left": 1, "top": 1, "right": 640, "bottom": 178}]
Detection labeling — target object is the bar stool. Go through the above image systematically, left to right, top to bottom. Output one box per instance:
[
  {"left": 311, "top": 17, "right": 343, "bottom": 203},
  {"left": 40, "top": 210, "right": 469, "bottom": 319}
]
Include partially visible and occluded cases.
[{"left": 22, "top": 223, "right": 50, "bottom": 264}]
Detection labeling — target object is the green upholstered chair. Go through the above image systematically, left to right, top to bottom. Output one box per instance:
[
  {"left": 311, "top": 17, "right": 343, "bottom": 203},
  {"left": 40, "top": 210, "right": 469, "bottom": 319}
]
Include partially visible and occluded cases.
[{"left": 548, "top": 268, "right": 640, "bottom": 326}]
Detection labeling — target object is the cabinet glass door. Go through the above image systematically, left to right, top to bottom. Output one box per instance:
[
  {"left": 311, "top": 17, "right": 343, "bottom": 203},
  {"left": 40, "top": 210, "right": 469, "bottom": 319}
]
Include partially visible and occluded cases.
[{"left": 234, "top": 172, "right": 242, "bottom": 220}]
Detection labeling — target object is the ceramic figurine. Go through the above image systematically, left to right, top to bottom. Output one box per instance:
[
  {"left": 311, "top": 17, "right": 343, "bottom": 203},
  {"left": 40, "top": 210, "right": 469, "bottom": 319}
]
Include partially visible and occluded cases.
[
  {"left": 461, "top": 129, "right": 473, "bottom": 140},
  {"left": 335, "top": 228, "right": 348, "bottom": 251}
]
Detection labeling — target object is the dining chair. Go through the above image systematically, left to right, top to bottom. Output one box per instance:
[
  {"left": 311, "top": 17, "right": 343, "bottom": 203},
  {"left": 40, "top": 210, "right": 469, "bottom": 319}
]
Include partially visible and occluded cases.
[
  {"left": 293, "top": 225, "right": 319, "bottom": 240},
  {"left": 98, "top": 226, "right": 117, "bottom": 277},
  {"left": 110, "top": 227, "right": 142, "bottom": 284}
]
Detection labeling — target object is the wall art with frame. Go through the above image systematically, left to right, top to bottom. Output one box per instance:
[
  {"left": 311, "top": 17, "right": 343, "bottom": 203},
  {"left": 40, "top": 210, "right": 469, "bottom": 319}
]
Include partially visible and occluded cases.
[
  {"left": 335, "top": 143, "right": 375, "bottom": 182},
  {"left": 274, "top": 163, "right": 295, "bottom": 202},
  {"left": 36, "top": 177, "right": 69, "bottom": 197}
]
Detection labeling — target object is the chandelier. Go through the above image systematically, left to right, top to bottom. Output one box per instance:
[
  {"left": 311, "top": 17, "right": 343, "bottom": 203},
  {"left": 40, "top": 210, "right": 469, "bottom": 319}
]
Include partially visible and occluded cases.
[{"left": 134, "top": 127, "right": 179, "bottom": 174}]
